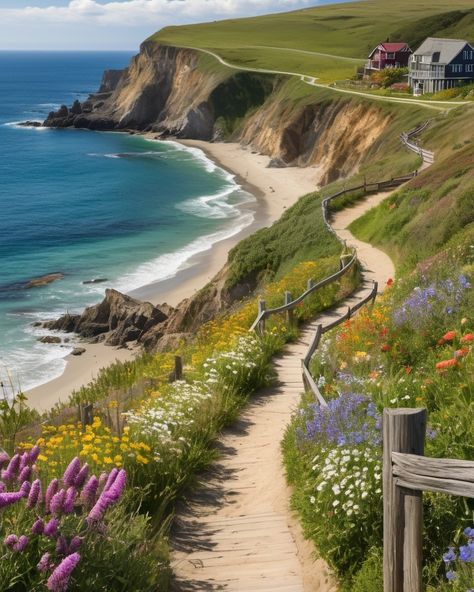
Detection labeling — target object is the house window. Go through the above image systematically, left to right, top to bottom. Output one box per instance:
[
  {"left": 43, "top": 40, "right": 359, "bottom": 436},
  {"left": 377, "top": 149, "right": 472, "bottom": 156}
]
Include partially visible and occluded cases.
[
  {"left": 464, "top": 51, "right": 469, "bottom": 60},
  {"left": 386, "top": 53, "right": 395, "bottom": 59},
  {"left": 452, "top": 64, "right": 463, "bottom": 73},
  {"left": 466, "top": 64, "right": 474, "bottom": 73}
]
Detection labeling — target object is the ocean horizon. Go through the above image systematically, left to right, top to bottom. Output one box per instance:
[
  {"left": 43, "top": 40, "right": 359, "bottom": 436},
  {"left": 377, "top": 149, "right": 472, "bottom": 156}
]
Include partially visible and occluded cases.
[{"left": 0, "top": 51, "right": 255, "bottom": 395}]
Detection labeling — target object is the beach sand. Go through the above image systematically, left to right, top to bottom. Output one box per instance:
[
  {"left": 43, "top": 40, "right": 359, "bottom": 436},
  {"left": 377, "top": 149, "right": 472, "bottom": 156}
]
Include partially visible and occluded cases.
[{"left": 26, "top": 140, "right": 322, "bottom": 412}]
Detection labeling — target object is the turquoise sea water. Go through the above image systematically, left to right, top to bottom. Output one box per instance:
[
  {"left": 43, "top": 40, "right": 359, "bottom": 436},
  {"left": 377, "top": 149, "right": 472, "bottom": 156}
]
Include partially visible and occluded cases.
[{"left": 0, "top": 52, "right": 254, "bottom": 392}]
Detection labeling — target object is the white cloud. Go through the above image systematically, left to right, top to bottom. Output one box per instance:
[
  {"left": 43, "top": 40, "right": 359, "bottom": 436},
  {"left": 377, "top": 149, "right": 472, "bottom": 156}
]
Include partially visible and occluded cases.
[{"left": 0, "top": 0, "right": 313, "bottom": 26}]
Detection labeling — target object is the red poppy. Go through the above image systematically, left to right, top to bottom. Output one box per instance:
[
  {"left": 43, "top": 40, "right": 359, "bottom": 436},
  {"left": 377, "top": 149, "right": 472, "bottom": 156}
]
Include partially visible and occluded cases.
[
  {"left": 386, "top": 278, "right": 394, "bottom": 287},
  {"left": 380, "top": 327, "right": 389, "bottom": 337},
  {"left": 442, "top": 331, "right": 456, "bottom": 342},
  {"left": 460, "top": 333, "right": 474, "bottom": 344},
  {"left": 381, "top": 344, "right": 390, "bottom": 352},
  {"left": 436, "top": 358, "right": 457, "bottom": 371},
  {"left": 405, "top": 366, "right": 412, "bottom": 375}
]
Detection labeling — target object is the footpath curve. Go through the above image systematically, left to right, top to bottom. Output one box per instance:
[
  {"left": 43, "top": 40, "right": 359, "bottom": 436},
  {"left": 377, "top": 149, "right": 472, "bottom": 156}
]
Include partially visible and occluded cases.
[{"left": 170, "top": 189, "right": 399, "bottom": 591}]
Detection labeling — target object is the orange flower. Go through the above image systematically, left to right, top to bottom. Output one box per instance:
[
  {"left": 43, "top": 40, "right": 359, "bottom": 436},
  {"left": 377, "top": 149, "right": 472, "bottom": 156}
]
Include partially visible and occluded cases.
[
  {"left": 386, "top": 278, "right": 394, "bottom": 287},
  {"left": 380, "top": 327, "right": 389, "bottom": 337},
  {"left": 442, "top": 331, "right": 456, "bottom": 342},
  {"left": 460, "top": 333, "right": 474, "bottom": 344},
  {"left": 381, "top": 344, "right": 390, "bottom": 352},
  {"left": 454, "top": 348, "right": 469, "bottom": 359},
  {"left": 436, "top": 358, "right": 457, "bottom": 371},
  {"left": 405, "top": 366, "right": 412, "bottom": 375}
]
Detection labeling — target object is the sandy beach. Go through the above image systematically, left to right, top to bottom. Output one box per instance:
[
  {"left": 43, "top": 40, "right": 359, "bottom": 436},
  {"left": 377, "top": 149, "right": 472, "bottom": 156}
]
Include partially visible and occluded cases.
[{"left": 26, "top": 140, "right": 322, "bottom": 413}]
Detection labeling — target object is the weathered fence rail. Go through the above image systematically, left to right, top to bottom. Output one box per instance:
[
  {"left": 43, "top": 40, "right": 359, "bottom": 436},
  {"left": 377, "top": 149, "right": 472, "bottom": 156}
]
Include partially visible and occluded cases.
[
  {"left": 400, "top": 120, "right": 434, "bottom": 164},
  {"left": 383, "top": 408, "right": 474, "bottom": 592}
]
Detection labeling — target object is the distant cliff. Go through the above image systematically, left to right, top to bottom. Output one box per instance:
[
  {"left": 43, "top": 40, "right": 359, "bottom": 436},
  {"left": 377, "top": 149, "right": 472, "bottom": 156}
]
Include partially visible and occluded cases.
[{"left": 44, "top": 41, "right": 392, "bottom": 183}]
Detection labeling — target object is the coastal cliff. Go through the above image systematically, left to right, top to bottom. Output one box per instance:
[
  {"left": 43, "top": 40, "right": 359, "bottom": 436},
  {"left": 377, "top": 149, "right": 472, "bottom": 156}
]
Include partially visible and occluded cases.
[{"left": 44, "top": 42, "right": 391, "bottom": 180}]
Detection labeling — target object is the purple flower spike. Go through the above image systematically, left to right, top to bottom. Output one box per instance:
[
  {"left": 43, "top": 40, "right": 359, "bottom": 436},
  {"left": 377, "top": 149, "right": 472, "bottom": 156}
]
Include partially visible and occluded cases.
[
  {"left": 28, "top": 445, "right": 40, "bottom": 464},
  {"left": 0, "top": 452, "right": 10, "bottom": 470},
  {"left": 19, "top": 452, "right": 29, "bottom": 471},
  {"left": 2, "top": 454, "right": 20, "bottom": 480},
  {"left": 63, "top": 457, "right": 81, "bottom": 488},
  {"left": 74, "top": 463, "right": 89, "bottom": 489},
  {"left": 19, "top": 465, "right": 32, "bottom": 483},
  {"left": 103, "top": 468, "right": 119, "bottom": 492},
  {"left": 106, "top": 469, "right": 126, "bottom": 502},
  {"left": 98, "top": 472, "right": 108, "bottom": 489},
  {"left": 81, "top": 475, "right": 98, "bottom": 507},
  {"left": 45, "top": 478, "right": 59, "bottom": 513},
  {"left": 28, "top": 479, "right": 42, "bottom": 509},
  {"left": 20, "top": 481, "right": 31, "bottom": 497},
  {"left": 0, "top": 482, "right": 5, "bottom": 493},
  {"left": 62, "top": 487, "right": 76, "bottom": 514},
  {"left": 50, "top": 489, "right": 66, "bottom": 516},
  {"left": 0, "top": 491, "right": 25, "bottom": 509},
  {"left": 43, "top": 517, "right": 59, "bottom": 538},
  {"left": 32, "top": 518, "right": 45, "bottom": 535},
  {"left": 4, "top": 534, "right": 18, "bottom": 548},
  {"left": 13, "top": 535, "right": 28, "bottom": 553},
  {"left": 56, "top": 536, "right": 68, "bottom": 556},
  {"left": 68, "top": 536, "right": 82, "bottom": 554},
  {"left": 37, "top": 552, "right": 51, "bottom": 573},
  {"left": 46, "top": 552, "right": 81, "bottom": 592}
]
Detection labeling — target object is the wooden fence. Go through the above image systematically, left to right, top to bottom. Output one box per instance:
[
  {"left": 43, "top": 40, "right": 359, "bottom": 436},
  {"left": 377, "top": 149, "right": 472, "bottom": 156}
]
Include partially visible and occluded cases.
[
  {"left": 400, "top": 121, "right": 435, "bottom": 164},
  {"left": 383, "top": 408, "right": 474, "bottom": 592}
]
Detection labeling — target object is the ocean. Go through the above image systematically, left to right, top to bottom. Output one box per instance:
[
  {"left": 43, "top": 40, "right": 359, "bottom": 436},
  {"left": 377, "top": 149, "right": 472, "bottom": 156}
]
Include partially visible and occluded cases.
[{"left": 0, "top": 51, "right": 254, "bottom": 394}]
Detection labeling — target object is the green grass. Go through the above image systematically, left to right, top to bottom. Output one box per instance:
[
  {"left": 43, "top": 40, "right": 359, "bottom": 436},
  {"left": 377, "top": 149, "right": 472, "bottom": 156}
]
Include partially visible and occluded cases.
[{"left": 150, "top": 0, "right": 474, "bottom": 84}]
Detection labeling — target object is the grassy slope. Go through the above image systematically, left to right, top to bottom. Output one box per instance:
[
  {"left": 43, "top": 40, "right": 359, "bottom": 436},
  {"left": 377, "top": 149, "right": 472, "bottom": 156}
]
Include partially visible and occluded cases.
[{"left": 150, "top": 0, "right": 474, "bottom": 83}]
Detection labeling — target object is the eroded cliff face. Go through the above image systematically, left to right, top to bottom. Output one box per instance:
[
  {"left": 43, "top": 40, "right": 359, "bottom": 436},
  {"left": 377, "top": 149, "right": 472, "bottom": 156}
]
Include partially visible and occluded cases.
[{"left": 44, "top": 43, "right": 391, "bottom": 179}]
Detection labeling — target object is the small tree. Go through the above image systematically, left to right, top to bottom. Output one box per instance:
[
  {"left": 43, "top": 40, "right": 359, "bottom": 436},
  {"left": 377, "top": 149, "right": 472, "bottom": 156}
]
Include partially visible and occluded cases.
[{"left": 371, "top": 67, "right": 408, "bottom": 88}]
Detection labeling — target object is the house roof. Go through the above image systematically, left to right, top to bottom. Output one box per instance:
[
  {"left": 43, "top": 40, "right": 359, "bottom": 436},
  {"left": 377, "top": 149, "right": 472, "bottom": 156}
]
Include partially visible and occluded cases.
[
  {"left": 413, "top": 38, "right": 472, "bottom": 64},
  {"left": 380, "top": 43, "right": 410, "bottom": 53}
]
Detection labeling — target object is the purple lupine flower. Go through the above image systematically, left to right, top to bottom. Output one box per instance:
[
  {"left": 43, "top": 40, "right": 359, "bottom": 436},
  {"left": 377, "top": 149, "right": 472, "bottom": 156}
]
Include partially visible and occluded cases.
[
  {"left": 28, "top": 445, "right": 40, "bottom": 464},
  {"left": 0, "top": 452, "right": 9, "bottom": 469},
  {"left": 18, "top": 452, "right": 29, "bottom": 471},
  {"left": 1, "top": 454, "right": 20, "bottom": 480},
  {"left": 62, "top": 458, "right": 81, "bottom": 488},
  {"left": 74, "top": 463, "right": 89, "bottom": 489},
  {"left": 18, "top": 466, "right": 32, "bottom": 483},
  {"left": 103, "top": 468, "right": 118, "bottom": 492},
  {"left": 105, "top": 469, "right": 126, "bottom": 503},
  {"left": 98, "top": 472, "right": 108, "bottom": 489},
  {"left": 80, "top": 475, "right": 98, "bottom": 507},
  {"left": 45, "top": 478, "right": 59, "bottom": 513},
  {"left": 28, "top": 479, "right": 42, "bottom": 509},
  {"left": 20, "top": 480, "right": 31, "bottom": 497},
  {"left": 0, "top": 481, "right": 5, "bottom": 493},
  {"left": 62, "top": 487, "right": 76, "bottom": 514},
  {"left": 50, "top": 489, "right": 66, "bottom": 516},
  {"left": 0, "top": 491, "right": 25, "bottom": 509},
  {"left": 87, "top": 493, "right": 110, "bottom": 525},
  {"left": 32, "top": 518, "right": 45, "bottom": 535},
  {"left": 43, "top": 518, "right": 59, "bottom": 538},
  {"left": 4, "top": 534, "right": 18, "bottom": 548},
  {"left": 13, "top": 535, "right": 28, "bottom": 552},
  {"left": 56, "top": 536, "right": 68, "bottom": 556},
  {"left": 68, "top": 536, "right": 82, "bottom": 554},
  {"left": 37, "top": 552, "right": 51, "bottom": 573},
  {"left": 46, "top": 552, "right": 81, "bottom": 592}
]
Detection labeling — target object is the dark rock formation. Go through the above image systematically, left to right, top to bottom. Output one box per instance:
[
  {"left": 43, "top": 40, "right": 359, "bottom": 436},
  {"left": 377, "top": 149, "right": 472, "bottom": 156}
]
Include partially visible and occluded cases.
[
  {"left": 99, "top": 69, "right": 125, "bottom": 93},
  {"left": 18, "top": 121, "right": 43, "bottom": 128},
  {"left": 82, "top": 278, "right": 108, "bottom": 285},
  {"left": 43, "top": 289, "right": 174, "bottom": 349},
  {"left": 38, "top": 335, "right": 61, "bottom": 344},
  {"left": 71, "top": 347, "right": 86, "bottom": 356}
]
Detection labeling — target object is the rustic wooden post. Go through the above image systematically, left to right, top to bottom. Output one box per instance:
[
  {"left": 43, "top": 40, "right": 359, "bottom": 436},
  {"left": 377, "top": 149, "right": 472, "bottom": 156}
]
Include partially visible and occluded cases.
[
  {"left": 307, "top": 278, "right": 315, "bottom": 291},
  {"left": 371, "top": 281, "right": 379, "bottom": 305},
  {"left": 284, "top": 291, "right": 293, "bottom": 326},
  {"left": 258, "top": 300, "right": 266, "bottom": 334},
  {"left": 347, "top": 306, "right": 351, "bottom": 320},
  {"left": 174, "top": 355, "right": 183, "bottom": 381},
  {"left": 82, "top": 404, "right": 93, "bottom": 427},
  {"left": 383, "top": 408, "right": 426, "bottom": 592}
]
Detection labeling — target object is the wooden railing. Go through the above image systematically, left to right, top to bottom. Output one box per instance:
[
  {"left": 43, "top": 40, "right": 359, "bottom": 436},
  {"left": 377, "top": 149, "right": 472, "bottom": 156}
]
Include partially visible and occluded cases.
[
  {"left": 400, "top": 121, "right": 434, "bottom": 164},
  {"left": 301, "top": 280, "right": 378, "bottom": 406},
  {"left": 383, "top": 408, "right": 474, "bottom": 592}
]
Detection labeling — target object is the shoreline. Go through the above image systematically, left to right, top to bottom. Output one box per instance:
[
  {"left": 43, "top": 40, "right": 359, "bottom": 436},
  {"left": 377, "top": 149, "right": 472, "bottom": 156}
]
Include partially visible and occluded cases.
[{"left": 26, "top": 139, "right": 322, "bottom": 413}]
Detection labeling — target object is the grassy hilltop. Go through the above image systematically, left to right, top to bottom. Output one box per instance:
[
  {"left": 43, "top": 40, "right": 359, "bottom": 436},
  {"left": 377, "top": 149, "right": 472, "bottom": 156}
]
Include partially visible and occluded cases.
[{"left": 150, "top": 0, "right": 474, "bottom": 83}]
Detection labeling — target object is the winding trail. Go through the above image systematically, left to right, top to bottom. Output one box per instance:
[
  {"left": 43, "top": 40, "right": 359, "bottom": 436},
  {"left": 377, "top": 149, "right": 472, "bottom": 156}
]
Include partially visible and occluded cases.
[
  {"left": 180, "top": 45, "right": 467, "bottom": 112},
  {"left": 170, "top": 191, "right": 397, "bottom": 591}
]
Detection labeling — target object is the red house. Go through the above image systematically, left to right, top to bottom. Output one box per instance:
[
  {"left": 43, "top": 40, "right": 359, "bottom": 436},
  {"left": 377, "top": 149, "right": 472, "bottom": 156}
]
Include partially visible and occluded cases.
[{"left": 365, "top": 42, "right": 412, "bottom": 74}]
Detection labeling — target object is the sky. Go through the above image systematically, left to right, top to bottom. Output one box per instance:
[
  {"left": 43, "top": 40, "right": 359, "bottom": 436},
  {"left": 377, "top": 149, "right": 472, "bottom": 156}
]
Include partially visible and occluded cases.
[{"left": 0, "top": 0, "right": 343, "bottom": 51}]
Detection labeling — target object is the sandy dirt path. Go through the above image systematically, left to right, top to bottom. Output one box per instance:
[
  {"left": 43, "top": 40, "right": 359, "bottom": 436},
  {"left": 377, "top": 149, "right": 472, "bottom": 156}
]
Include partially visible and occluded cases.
[{"left": 170, "top": 191, "right": 396, "bottom": 591}]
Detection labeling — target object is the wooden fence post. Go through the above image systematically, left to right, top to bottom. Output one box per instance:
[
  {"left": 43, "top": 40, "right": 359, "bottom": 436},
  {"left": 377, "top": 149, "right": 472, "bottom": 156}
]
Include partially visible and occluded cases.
[
  {"left": 307, "top": 279, "right": 315, "bottom": 291},
  {"left": 284, "top": 291, "right": 293, "bottom": 326},
  {"left": 258, "top": 300, "right": 266, "bottom": 334},
  {"left": 174, "top": 356, "right": 183, "bottom": 381},
  {"left": 81, "top": 404, "right": 94, "bottom": 427},
  {"left": 383, "top": 408, "right": 426, "bottom": 592}
]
